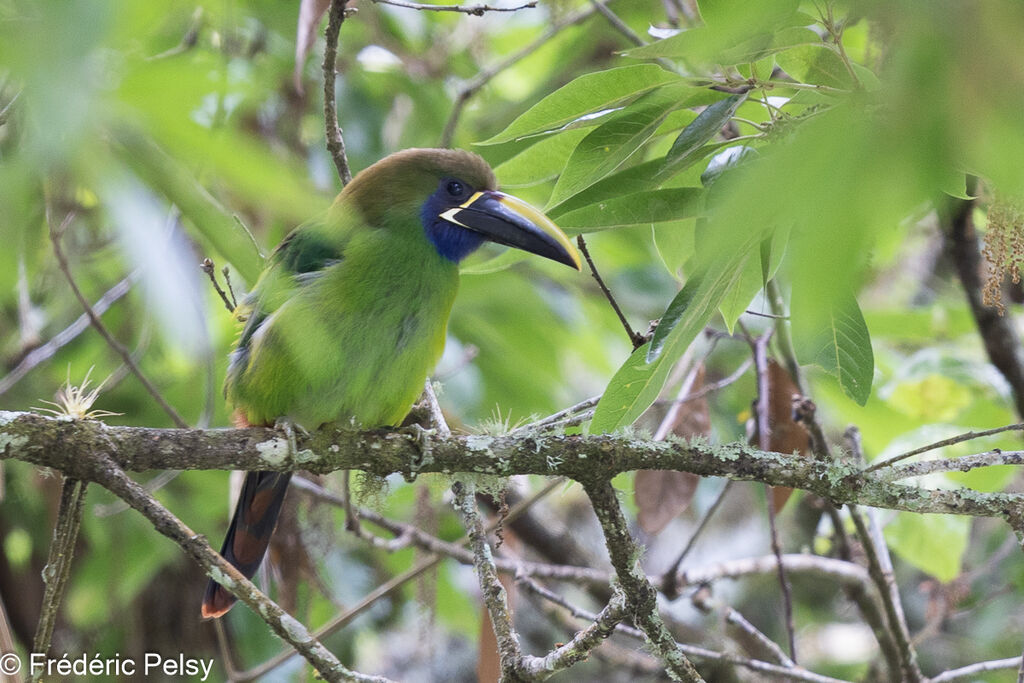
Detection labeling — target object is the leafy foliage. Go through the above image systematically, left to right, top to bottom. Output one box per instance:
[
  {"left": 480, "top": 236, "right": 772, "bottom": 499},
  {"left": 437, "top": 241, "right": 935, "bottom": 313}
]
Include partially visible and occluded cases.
[{"left": 3, "top": 0, "right": 1024, "bottom": 679}]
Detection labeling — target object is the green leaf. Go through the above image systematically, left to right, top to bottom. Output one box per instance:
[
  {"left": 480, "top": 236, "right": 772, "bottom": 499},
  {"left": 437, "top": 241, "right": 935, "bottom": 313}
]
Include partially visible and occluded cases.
[
  {"left": 776, "top": 45, "right": 857, "bottom": 89},
  {"left": 478, "top": 65, "right": 680, "bottom": 145},
  {"left": 547, "top": 87, "right": 688, "bottom": 207},
  {"left": 659, "top": 93, "right": 747, "bottom": 179},
  {"left": 494, "top": 129, "right": 590, "bottom": 187},
  {"left": 548, "top": 159, "right": 664, "bottom": 218},
  {"left": 555, "top": 189, "right": 704, "bottom": 234},
  {"left": 592, "top": 236, "right": 754, "bottom": 432},
  {"left": 717, "top": 245, "right": 762, "bottom": 333},
  {"left": 792, "top": 289, "right": 874, "bottom": 405},
  {"left": 590, "top": 341, "right": 672, "bottom": 434},
  {"left": 884, "top": 513, "right": 968, "bottom": 582}
]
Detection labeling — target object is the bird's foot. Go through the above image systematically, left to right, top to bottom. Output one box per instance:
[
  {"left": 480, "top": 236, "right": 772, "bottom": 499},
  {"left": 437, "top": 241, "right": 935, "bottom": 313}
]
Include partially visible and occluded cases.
[
  {"left": 273, "top": 417, "right": 309, "bottom": 461},
  {"left": 402, "top": 423, "right": 436, "bottom": 482}
]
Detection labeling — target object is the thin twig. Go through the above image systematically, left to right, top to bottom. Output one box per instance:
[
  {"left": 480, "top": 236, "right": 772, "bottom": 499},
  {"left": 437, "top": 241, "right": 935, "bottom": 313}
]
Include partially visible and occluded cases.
[
  {"left": 323, "top": 0, "right": 353, "bottom": 185},
  {"left": 371, "top": 0, "right": 536, "bottom": 15},
  {"left": 440, "top": 1, "right": 604, "bottom": 146},
  {"left": 49, "top": 214, "right": 189, "bottom": 428},
  {"left": 577, "top": 235, "right": 646, "bottom": 349},
  {"left": 200, "top": 258, "right": 235, "bottom": 313},
  {"left": 0, "top": 270, "right": 139, "bottom": 397},
  {"left": 747, "top": 325, "right": 796, "bottom": 662},
  {"left": 653, "top": 357, "right": 753, "bottom": 408},
  {"left": 512, "top": 395, "right": 602, "bottom": 434},
  {"left": 864, "top": 422, "right": 1024, "bottom": 474},
  {"left": 846, "top": 427, "right": 924, "bottom": 683},
  {"left": 875, "top": 449, "right": 1024, "bottom": 482},
  {"left": 87, "top": 452, "right": 389, "bottom": 683},
  {"left": 239, "top": 475, "right": 570, "bottom": 681},
  {"left": 30, "top": 477, "right": 87, "bottom": 678},
  {"left": 583, "top": 479, "right": 704, "bottom": 681},
  {"left": 453, "top": 480, "right": 525, "bottom": 678},
  {"left": 661, "top": 480, "right": 732, "bottom": 598},
  {"left": 520, "top": 568, "right": 852, "bottom": 683},
  {"left": 691, "top": 588, "right": 795, "bottom": 668},
  {"left": 929, "top": 657, "right": 1023, "bottom": 683}
]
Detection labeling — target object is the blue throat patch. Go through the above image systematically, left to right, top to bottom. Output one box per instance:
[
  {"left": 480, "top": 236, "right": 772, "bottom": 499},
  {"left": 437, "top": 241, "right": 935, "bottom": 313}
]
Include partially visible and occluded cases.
[{"left": 421, "top": 193, "right": 486, "bottom": 263}]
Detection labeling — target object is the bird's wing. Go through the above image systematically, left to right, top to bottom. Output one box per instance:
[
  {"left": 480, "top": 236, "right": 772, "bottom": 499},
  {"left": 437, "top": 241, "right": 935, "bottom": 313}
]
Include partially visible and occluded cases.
[
  {"left": 228, "top": 219, "right": 349, "bottom": 396},
  {"left": 234, "top": 219, "right": 346, "bottom": 350}
]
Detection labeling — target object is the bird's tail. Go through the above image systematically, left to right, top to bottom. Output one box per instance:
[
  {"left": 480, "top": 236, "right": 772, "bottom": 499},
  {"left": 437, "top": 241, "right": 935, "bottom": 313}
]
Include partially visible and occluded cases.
[{"left": 201, "top": 470, "right": 293, "bottom": 619}]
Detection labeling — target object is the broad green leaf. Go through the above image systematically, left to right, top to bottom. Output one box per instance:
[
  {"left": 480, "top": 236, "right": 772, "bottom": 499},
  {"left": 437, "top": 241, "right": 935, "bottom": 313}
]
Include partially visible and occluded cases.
[
  {"left": 622, "top": 6, "right": 812, "bottom": 63},
  {"left": 776, "top": 45, "right": 857, "bottom": 89},
  {"left": 479, "top": 65, "right": 680, "bottom": 145},
  {"left": 547, "top": 87, "right": 689, "bottom": 208},
  {"left": 659, "top": 93, "right": 747, "bottom": 178},
  {"left": 114, "top": 129, "right": 264, "bottom": 283},
  {"left": 494, "top": 129, "right": 590, "bottom": 187},
  {"left": 548, "top": 159, "right": 664, "bottom": 218},
  {"left": 555, "top": 189, "right": 704, "bottom": 233},
  {"left": 652, "top": 219, "right": 697, "bottom": 279},
  {"left": 592, "top": 234, "right": 754, "bottom": 432},
  {"left": 717, "top": 245, "right": 762, "bottom": 333},
  {"left": 792, "top": 289, "right": 874, "bottom": 405},
  {"left": 590, "top": 341, "right": 672, "bottom": 434},
  {"left": 884, "top": 513, "right": 968, "bottom": 582}
]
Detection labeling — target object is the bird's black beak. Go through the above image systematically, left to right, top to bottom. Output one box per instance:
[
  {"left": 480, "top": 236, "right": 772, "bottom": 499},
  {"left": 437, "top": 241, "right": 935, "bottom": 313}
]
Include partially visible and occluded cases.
[{"left": 440, "top": 191, "right": 581, "bottom": 270}]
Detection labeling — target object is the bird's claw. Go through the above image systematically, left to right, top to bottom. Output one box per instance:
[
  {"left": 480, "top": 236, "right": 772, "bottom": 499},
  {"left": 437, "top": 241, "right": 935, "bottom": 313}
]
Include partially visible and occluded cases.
[
  {"left": 273, "top": 417, "right": 309, "bottom": 461},
  {"left": 402, "top": 424, "right": 436, "bottom": 482}
]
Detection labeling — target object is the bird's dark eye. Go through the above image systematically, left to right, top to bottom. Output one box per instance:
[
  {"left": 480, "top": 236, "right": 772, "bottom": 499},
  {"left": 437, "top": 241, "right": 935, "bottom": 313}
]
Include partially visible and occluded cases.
[{"left": 445, "top": 180, "right": 466, "bottom": 198}]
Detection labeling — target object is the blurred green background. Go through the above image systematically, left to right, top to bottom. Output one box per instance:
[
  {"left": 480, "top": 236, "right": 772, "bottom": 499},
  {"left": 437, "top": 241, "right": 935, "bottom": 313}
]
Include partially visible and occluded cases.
[{"left": 2, "top": 0, "right": 1024, "bottom": 680}]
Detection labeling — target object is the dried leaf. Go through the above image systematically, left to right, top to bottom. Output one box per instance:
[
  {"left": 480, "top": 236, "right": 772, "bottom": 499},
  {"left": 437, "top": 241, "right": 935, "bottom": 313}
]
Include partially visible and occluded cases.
[
  {"left": 294, "top": 0, "right": 331, "bottom": 92},
  {"left": 758, "top": 360, "right": 811, "bottom": 512},
  {"left": 636, "top": 366, "right": 709, "bottom": 534}
]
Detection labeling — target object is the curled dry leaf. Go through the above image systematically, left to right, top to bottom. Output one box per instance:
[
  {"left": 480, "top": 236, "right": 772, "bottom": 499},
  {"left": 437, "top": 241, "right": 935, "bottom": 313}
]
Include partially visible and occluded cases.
[
  {"left": 295, "top": 0, "right": 332, "bottom": 92},
  {"left": 759, "top": 359, "right": 811, "bottom": 512},
  {"left": 636, "top": 365, "right": 708, "bottom": 535}
]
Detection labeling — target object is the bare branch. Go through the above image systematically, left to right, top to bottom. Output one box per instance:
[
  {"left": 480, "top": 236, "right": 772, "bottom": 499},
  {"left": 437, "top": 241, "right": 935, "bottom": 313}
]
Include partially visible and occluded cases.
[
  {"left": 323, "top": 0, "right": 353, "bottom": 185},
  {"left": 371, "top": 0, "right": 536, "bottom": 15},
  {"left": 440, "top": 1, "right": 603, "bottom": 146},
  {"left": 577, "top": 235, "right": 647, "bottom": 350},
  {"left": 0, "top": 270, "right": 138, "bottom": 397},
  {"left": 4, "top": 411, "right": 1024, "bottom": 520},
  {"left": 865, "top": 422, "right": 1024, "bottom": 474},
  {"left": 846, "top": 428, "right": 923, "bottom": 683},
  {"left": 875, "top": 449, "right": 1024, "bottom": 482},
  {"left": 84, "top": 450, "right": 390, "bottom": 683},
  {"left": 30, "top": 477, "right": 87, "bottom": 681},
  {"left": 583, "top": 479, "right": 704, "bottom": 681},
  {"left": 453, "top": 480, "right": 525, "bottom": 679},
  {"left": 930, "top": 657, "right": 1023, "bottom": 683}
]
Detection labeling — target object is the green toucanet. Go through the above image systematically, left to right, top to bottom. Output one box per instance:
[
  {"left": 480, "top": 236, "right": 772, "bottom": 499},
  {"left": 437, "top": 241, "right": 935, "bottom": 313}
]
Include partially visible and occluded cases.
[{"left": 201, "top": 148, "right": 580, "bottom": 618}]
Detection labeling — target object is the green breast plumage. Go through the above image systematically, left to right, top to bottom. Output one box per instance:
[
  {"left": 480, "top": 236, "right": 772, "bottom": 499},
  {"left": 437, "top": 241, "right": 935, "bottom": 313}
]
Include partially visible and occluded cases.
[{"left": 226, "top": 218, "right": 459, "bottom": 429}]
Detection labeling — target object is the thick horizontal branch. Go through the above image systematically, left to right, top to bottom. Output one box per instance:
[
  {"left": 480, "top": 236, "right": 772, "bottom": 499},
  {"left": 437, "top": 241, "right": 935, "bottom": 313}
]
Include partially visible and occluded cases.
[{"left": 2, "top": 411, "right": 1024, "bottom": 520}]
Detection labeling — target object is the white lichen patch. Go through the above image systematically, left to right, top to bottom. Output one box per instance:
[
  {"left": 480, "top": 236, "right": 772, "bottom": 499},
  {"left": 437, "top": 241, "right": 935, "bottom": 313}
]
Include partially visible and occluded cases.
[
  {"left": 0, "top": 411, "right": 17, "bottom": 426},
  {"left": 0, "top": 433, "right": 28, "bottom": 453},
  {"left": 463, "top": 435, "right": 494, "bottom": 453},
  {"left": 255, "top": 437, "right": 290, "bottom": 465},
  {"left": 329, "top": 444, "right": 340, "bottom": 453},
  {"left": 294, "top": 448, "right": 318, "bottom": 464},
  {"left": 207, "top": 567, "right": 234, "bottom": 588},
  {"left": 278, "top": 612, "right": 312, "bottom": 644}
]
